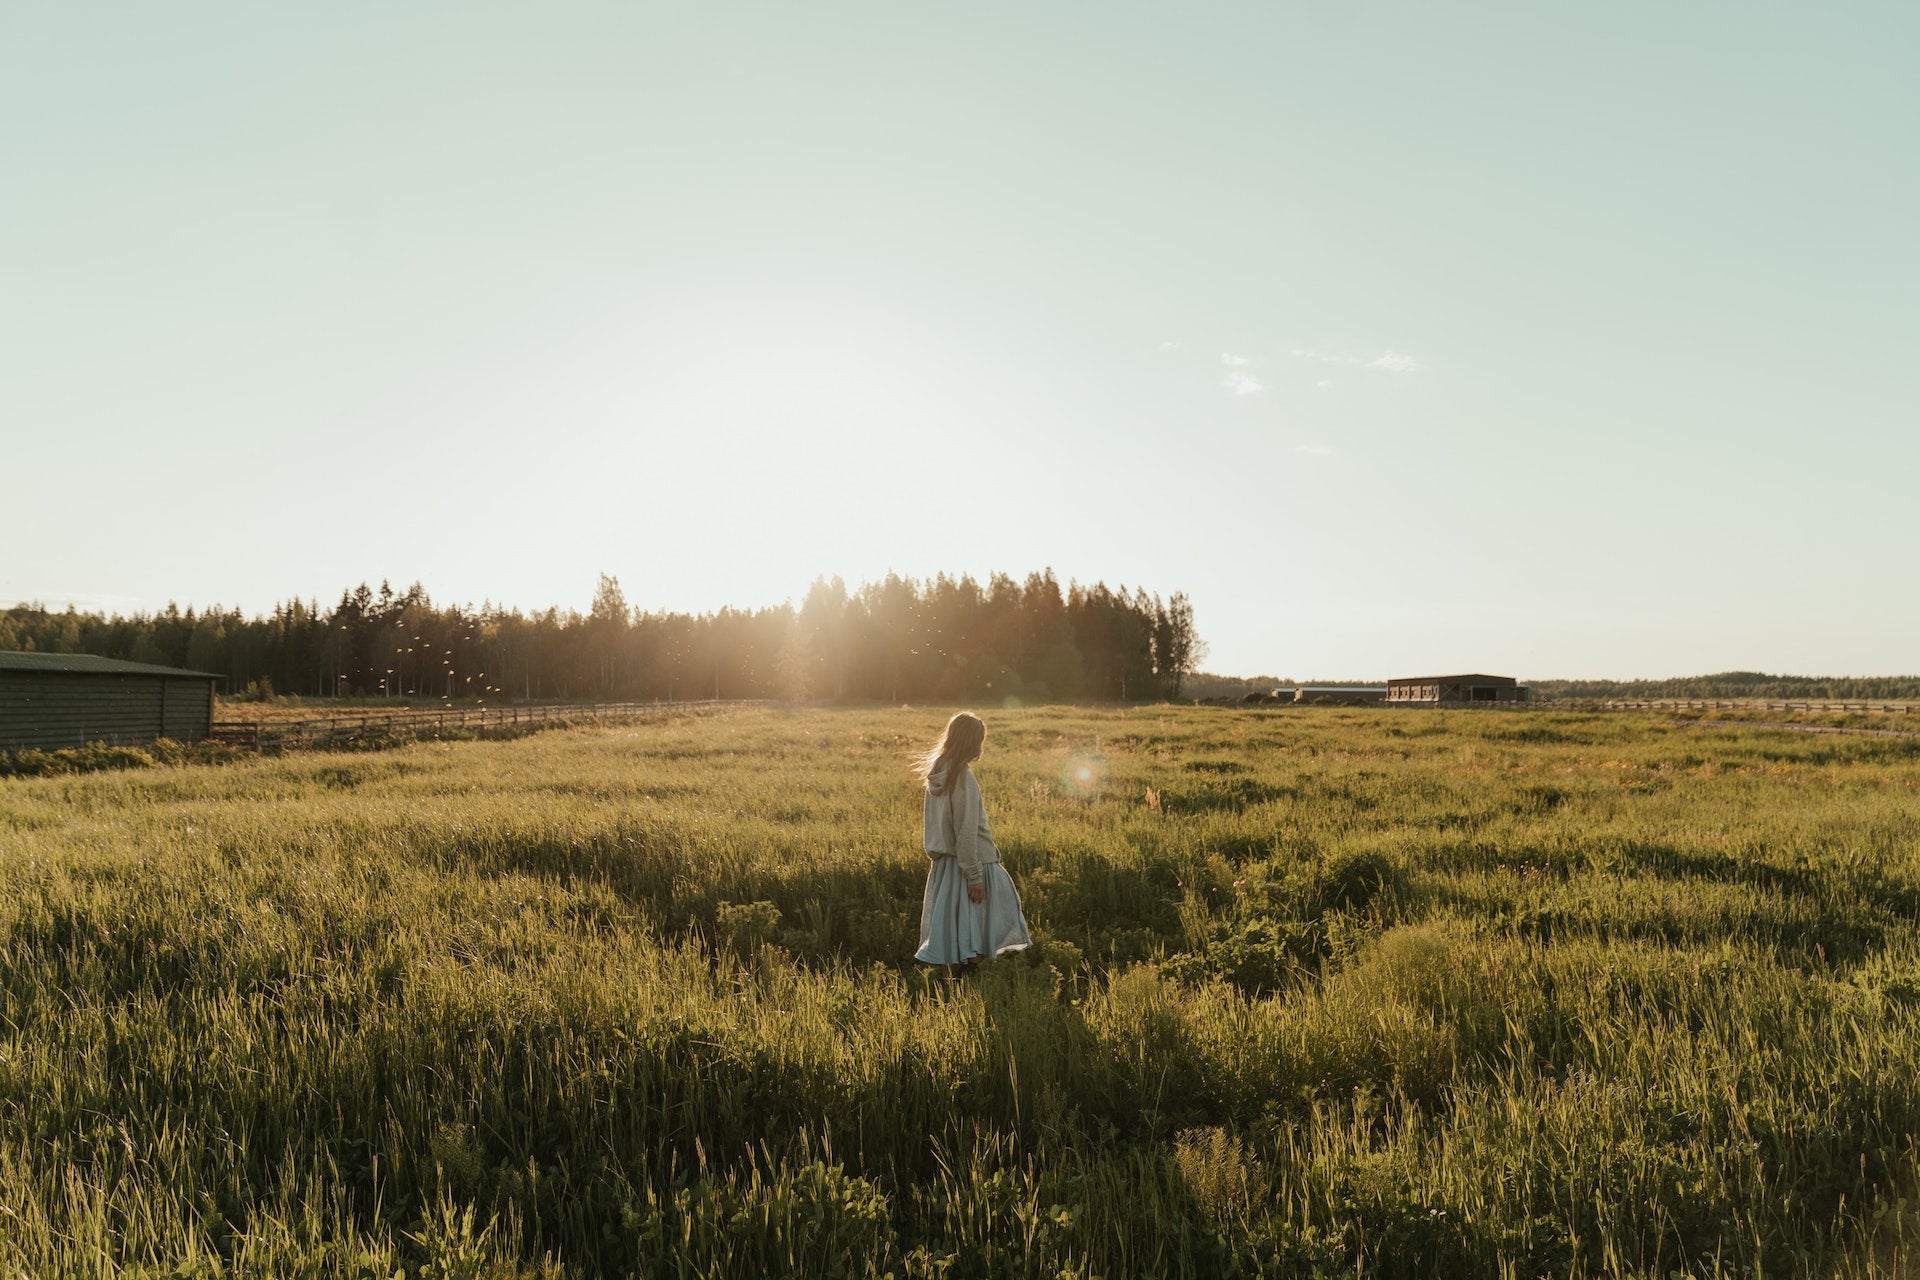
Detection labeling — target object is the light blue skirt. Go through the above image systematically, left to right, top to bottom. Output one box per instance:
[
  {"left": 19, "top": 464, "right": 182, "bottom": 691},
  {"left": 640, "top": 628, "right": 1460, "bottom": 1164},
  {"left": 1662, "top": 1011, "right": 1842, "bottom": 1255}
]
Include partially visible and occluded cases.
[{"left": 915, "top": 856, "right": 1032, "bottom": 966}]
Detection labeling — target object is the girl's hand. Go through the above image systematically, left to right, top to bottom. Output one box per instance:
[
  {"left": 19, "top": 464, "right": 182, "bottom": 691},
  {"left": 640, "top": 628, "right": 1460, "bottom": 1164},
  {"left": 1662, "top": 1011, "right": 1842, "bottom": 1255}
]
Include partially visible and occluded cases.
[{"left": 967, "top": 882, "right": 985, "bottom": 903}]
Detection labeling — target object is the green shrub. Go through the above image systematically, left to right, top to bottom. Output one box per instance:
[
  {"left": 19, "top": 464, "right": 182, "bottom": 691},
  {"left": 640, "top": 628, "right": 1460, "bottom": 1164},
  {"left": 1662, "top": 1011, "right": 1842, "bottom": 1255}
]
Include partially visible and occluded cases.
[{"left": 0, "top": 740, "right": 156, "bottom": 777}]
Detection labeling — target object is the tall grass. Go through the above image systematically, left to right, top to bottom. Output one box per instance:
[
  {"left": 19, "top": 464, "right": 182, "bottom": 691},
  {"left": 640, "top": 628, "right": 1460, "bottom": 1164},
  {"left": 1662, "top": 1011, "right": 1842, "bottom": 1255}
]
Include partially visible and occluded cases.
[{"left": 3, "top": 706, "right": 1918, "bottom": 1276}]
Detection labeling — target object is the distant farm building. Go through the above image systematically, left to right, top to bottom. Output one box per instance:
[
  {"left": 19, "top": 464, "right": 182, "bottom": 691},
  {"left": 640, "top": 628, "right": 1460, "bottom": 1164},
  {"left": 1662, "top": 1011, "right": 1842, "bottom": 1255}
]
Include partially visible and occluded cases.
[
  {"left": 0, "top": 652, "right": 222, "bottom": 750},
  {"left": 1387, "top": 674, "right": 1528, "bottom": 705},
  {"left": 1293, "top": 685, "right": 1387, "bottom": 705}
]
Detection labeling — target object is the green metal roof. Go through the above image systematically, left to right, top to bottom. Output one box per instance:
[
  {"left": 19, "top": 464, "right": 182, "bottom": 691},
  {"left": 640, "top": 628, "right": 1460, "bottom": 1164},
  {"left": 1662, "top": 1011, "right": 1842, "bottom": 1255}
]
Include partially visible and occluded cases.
[{"left": 0, "top": 651, "right": 223, "bottom": 679}]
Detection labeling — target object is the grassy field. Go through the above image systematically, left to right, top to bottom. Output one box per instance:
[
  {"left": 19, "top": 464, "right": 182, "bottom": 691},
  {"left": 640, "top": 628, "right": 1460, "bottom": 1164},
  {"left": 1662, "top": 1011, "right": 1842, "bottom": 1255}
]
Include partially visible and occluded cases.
[
  {"left": 211, "top": 695, "right": 507, "bottom": 725},
  {"left": 4, "top": 705, "right": 1919, "bottom": 1277}
]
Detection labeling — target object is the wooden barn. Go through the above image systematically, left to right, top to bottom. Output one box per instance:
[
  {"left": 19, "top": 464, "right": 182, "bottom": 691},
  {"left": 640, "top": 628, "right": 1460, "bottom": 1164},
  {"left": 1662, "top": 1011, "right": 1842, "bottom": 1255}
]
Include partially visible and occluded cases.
[
  {"left": 0, "top": 652, "right": 222, "bottom": 750},
  {"left": 1387, "top": 673, "right": 1528, "bottom": 705}
]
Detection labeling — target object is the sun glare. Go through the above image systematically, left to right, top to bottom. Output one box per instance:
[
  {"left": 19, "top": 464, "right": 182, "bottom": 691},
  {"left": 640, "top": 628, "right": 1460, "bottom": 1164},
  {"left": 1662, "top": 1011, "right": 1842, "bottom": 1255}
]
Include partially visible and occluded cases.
[{"left": 1060, "top": 752, "right": 1107, "bottom": 798}]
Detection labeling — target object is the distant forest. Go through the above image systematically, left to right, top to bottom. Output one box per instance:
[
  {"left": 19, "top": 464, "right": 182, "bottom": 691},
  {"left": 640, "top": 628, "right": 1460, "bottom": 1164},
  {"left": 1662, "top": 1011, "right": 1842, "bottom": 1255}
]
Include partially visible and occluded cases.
[
  {"left": 0, "top": 572, "right": 1204, "bottom": 705},
  {"left": 1182, "top": 671, "right": 1920, "bottom": 702},
  {"left": 1178, "top": 672, "right": 1290, "bottom": 702},
  {"left": 1532, "top": 672, "right": 1920, "bottom": 700}
]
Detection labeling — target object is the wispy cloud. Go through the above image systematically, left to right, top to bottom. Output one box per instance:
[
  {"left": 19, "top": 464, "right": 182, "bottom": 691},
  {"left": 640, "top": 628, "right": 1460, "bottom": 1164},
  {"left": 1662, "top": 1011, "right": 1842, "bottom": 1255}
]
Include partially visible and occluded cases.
[
  {"left": 1157, "top": 340, "right": 1182, "bottom": 351},
  {"left": 1205, "top": 345, "right": 1412, "bottom": 396},
  {"left": 1288, "top": 347, "right": 1425, "bottom": 373},
  {"left": 1219, "top": 352, "right": 1265, "bottom": 394},
  {"left": 1295, "top": 444, "right": 1334, "bottom": 456}
]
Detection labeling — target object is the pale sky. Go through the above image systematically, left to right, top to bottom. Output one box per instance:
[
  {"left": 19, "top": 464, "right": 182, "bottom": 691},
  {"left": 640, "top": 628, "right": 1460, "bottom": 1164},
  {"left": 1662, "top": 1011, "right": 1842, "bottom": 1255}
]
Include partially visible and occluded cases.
[{"left": 3, "top": 3, "right": 1915, "bottom": 679}]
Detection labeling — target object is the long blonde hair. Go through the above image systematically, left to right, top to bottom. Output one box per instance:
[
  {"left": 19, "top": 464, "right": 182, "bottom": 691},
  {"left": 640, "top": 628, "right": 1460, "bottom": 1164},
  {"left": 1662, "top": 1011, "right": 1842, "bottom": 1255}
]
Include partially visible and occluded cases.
[{"left": 916, "top": 711, "right": 985, "bottom": 797}]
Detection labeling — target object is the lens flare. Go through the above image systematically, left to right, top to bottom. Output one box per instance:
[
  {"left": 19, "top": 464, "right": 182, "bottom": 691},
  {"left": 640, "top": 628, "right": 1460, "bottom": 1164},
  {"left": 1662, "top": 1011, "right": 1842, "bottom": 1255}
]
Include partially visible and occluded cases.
[{"left": 1060, "top": 752, "right": 1107, "bottom": 798}]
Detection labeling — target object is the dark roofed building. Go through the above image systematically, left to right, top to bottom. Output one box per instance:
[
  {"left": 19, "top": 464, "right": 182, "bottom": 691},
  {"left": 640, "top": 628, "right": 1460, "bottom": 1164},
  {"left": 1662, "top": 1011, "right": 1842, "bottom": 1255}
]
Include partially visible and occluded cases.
[
  {"left": 0, "top": 652, "right": 222, "bottom": 750},
  {"left": 1387, "top": 673, "right": 1527, "bottom": 705},
  {"left": 1293, "top": 685, "right": 1387, "bottom": 705}
]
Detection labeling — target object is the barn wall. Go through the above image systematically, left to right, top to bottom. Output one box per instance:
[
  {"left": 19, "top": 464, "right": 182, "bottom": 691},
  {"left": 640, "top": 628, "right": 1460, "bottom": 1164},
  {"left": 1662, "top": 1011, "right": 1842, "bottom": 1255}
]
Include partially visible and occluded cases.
[
  {"left": 0, "top": 672, "right": 206, "bottom": 750},
  {"left": 161, "top": 677, "right": 213, "bottom": 741},
  {"left": 1386, "top": 680, "right": 1526, "bottom": 705},
  {"left": 1438, "top": 682, "right": 1526, "bottom": 704}
]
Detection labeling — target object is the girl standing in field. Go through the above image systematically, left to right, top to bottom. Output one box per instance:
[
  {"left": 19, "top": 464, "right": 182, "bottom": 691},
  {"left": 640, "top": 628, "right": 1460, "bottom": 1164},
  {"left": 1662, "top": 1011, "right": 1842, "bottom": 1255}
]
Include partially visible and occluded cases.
[{"left": 916, "top": 711, "right": 1032, "bottom": 978}]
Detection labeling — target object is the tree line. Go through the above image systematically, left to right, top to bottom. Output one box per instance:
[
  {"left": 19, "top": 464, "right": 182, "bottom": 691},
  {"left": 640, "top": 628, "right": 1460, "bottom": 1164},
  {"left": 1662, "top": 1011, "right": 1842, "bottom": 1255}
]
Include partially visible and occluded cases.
[
  {"left": 0, "top": 571, "right": 1206, "bottom": 704},
  {"left": 1530, "top": 672, "right": 1920, "bottom": 700}
]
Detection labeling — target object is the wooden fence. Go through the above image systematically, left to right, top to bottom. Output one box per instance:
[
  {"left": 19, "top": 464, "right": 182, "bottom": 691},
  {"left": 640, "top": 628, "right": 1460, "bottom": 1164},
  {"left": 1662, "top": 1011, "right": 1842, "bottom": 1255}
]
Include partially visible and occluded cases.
[
  {"left": 207, "top": 696, "right": 1920, "bottom": 749},
  {"left": 1370, "top": 698, "right": 1919, "bottom": 715},
  {"left": 210, "top": 699, "right": 759, "bottom": 750},
  {"left": 1579, "top": 699, "right": 1918, "bottom": 715}
]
